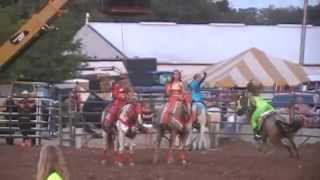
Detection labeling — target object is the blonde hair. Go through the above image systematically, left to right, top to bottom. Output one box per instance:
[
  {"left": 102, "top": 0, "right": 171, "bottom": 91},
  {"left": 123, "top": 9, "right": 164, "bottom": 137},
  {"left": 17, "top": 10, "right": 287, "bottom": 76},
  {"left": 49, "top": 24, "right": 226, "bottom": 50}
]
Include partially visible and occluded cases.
[{"left": 36, "top": 145, "right": 70, "bottom": 180}]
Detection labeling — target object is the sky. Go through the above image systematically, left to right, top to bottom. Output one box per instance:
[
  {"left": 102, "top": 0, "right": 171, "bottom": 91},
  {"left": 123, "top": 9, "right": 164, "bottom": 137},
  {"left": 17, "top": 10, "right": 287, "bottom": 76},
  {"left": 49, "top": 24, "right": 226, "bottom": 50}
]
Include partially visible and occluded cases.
[{"left": 228, "top": 0, "right": 320, "bottom": 9}]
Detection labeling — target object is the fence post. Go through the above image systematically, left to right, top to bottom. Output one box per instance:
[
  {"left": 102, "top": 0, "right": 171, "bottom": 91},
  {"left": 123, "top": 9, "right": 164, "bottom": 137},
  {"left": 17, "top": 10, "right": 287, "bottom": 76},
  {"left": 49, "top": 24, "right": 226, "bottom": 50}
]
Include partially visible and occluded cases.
[
  {"left": 36, "top": 85, "right": 41, "bottom": 145},
  {"left": 58, "top": 95, "right": 63, "bottom": 146},
  {"left": 7, "top": 98, "right": 14, "bottom": 145},
  {"left": 234, "top": 98, "right": 238, "bottom": 139},
  {"left": 68, "top": 99, "right": 75, "bottom": 147}
]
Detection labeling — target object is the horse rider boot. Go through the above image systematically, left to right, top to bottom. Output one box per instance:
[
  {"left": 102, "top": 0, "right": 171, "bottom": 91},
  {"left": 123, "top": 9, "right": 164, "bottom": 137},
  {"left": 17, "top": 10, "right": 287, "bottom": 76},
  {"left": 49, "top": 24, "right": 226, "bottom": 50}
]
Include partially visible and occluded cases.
[
  {"left": 189, "top": 72, "right": 207, "bottom": 123},
  {"left": 104, "top": 83, "right": 128, "bottom": 128},
  {"left": 250, "top": 96, "right": 274, "bottom": 140}
]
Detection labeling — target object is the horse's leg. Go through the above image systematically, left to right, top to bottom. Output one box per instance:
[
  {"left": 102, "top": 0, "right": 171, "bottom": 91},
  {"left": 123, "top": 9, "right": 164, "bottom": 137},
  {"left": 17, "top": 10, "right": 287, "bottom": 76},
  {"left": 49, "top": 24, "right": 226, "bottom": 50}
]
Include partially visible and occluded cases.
[
  {"left": 186, "top": 104, "right": 196, "bottom": 150},
  {"left": 198, "top": 108, "right": 207, "bottom": 150},
  {"left": 101, "top": 111, "right": 112, "bottom": 164},
  {"left": 185, "top": 121, "right": 193, "bottom": 151},
  {"left": 153, "top": 126, "right": 164, "bottom": 164},
  {"left": 179, "top": 129, "right": 188, "bottom": 165},
  {"left": 105, "top": 130, "right": 116, "bottom": 163},
  {"left": 116, "top": 130, "right": 125, "bottom": 167},
  {"left": 167, "top": 130, "right": 175, "bottom": 164},
  {"left": 101, "top": 131, "right": 108, "bottom": 165},
  {"left": 268, "top": 134, "right": 294, "bottom": 157},
  {"left": 128, "top": 137, "right": 135, "bottom": 166},
  {"left": 288, "top": 137, "right": 299, "bottom": 160},
  {"left": 282, "top": 142, "right": 294, "bottom": 158}
]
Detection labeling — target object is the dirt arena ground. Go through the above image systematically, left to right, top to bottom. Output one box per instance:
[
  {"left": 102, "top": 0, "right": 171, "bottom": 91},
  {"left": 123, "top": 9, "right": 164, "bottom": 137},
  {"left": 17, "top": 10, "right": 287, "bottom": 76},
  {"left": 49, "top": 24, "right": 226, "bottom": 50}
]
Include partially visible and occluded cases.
[{"left": 0, "top": 141, "right": 320, "bottom": 180}]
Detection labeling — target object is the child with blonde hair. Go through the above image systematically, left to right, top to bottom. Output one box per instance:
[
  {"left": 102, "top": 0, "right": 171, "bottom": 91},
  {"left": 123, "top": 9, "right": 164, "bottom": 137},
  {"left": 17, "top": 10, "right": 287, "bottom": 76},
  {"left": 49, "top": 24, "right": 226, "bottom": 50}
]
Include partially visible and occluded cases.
[{"left": 36, "top": 145, "right": 70, "bottom": 180}]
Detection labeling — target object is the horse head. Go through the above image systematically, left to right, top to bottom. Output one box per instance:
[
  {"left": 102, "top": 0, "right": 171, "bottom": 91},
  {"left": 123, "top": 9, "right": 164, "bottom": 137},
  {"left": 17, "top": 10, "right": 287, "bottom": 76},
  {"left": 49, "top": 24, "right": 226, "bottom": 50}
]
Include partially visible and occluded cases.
[{"left": 124, "top": 100, "right": 154, "bottom": 128}]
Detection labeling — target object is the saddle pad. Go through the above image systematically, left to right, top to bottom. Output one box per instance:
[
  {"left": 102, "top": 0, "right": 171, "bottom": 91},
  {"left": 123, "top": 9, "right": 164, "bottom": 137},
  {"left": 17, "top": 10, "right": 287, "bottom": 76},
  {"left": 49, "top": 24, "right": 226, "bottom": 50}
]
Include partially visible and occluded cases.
[{"left": 169, "top": 117, "right": 183, "bottom": 131}]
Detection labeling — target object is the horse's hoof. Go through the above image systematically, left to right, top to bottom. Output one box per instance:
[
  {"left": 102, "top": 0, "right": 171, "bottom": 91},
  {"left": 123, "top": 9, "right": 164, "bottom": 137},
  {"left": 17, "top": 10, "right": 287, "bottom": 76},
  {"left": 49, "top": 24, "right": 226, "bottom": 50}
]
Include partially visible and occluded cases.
[
  {"left": 153, "top": 160, "right": 158, "bottom": 164},
  {"left": 167, "top": 160, "right": 174, "bottom": 165},
  {"left": 182, "top": 160, "right": 188, "bottom": 165},
  {"left": 116, "top": 162, "right": 123, "bottom": 167},
  {"left": 129, "top": 162, "right": 135, "bottom": 166}
]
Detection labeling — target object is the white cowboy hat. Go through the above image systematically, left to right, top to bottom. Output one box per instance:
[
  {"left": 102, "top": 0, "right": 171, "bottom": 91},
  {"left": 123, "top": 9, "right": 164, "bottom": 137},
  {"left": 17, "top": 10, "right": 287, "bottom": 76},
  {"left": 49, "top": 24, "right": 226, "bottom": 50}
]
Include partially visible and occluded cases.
[{"left": 21, "top": 90, "right": 29, "bottom": 95}]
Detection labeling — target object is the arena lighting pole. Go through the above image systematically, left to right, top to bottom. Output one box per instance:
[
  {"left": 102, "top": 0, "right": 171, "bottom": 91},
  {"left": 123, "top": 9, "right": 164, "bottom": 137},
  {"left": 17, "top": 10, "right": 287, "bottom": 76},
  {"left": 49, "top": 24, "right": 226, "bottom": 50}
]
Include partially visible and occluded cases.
[{"left": 299, "top": 0, "right": 308, "bottom": 65}]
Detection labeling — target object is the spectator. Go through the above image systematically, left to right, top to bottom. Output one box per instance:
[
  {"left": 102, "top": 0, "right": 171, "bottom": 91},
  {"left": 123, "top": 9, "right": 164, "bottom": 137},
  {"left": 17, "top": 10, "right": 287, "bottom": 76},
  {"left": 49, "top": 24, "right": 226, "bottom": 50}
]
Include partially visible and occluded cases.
[
  {"left": 16, "top": 90, "right": 36, "bottom": 146},
  {"left": 294, "top": 96, "right": 315, "bottom": 127},
  {"left": 36, "top": 145, "right": 70, "bottom": 180}
]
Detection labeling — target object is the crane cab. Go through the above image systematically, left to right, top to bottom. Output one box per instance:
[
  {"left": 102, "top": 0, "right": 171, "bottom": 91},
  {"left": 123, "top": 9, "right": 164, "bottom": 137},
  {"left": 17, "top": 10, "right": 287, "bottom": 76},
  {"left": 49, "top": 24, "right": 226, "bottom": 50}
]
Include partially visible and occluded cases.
[{"left": 98, "top": 0, "right": 151, "bottom": 15}]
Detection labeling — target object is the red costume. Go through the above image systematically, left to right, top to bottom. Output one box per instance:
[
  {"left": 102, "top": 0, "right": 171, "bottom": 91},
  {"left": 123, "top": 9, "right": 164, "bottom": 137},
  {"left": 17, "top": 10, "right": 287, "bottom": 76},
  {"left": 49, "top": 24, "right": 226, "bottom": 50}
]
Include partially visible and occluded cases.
[
  {"left": 162, "top": 81, "right": 191, "bottom": 124},
  {"left": 105, "top": 82, "right": 129, "bottom": 126}
]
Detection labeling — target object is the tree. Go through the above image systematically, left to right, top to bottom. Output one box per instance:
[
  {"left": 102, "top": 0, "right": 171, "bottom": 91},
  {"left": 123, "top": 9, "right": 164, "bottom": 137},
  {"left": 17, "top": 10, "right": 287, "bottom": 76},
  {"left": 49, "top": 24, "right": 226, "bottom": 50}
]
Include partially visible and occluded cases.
[
  {"left": 0, "top": 1, "right": 85, "bottom": 82},
  {"left": 308, "top": 3, "right": 320, "bottom": 25}
]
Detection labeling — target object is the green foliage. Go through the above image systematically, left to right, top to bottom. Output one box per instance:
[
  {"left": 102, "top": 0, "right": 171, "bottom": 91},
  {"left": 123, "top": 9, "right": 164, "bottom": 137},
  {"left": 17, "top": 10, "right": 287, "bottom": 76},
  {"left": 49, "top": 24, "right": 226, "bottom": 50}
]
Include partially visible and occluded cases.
[
  {"left": 0, "top": 0, "right": 319, "bottom": 82},
  {"left": 90, "top": 0, "right": 320, "bottom": 25},
  {"left": 0, "top": 1, "right": 85, "bottom": 82},
  {"left": 0, "top": 5, "right": 24, "bottom": 43}
]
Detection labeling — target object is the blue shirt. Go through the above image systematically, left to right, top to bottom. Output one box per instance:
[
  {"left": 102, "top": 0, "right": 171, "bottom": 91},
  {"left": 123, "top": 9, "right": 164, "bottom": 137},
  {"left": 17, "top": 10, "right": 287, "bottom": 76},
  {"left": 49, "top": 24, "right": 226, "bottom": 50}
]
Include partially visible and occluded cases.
[{"left": 189, "top": 80, "right": 203, "bottom": 102}]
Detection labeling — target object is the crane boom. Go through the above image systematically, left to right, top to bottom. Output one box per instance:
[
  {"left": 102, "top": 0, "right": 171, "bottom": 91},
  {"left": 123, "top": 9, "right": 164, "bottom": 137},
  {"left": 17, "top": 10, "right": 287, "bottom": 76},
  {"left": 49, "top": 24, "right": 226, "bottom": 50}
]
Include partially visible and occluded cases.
[{"left": 0, "top": 0, "right": 69, "bottom": 69}]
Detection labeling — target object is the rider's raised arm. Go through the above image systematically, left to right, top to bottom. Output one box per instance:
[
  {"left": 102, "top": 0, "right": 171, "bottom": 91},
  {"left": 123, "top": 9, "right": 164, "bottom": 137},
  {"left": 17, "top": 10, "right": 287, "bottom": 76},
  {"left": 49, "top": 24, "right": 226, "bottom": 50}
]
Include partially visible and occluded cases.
[{"left": 199, "top": 72, "right": 207, "bottom": 84}]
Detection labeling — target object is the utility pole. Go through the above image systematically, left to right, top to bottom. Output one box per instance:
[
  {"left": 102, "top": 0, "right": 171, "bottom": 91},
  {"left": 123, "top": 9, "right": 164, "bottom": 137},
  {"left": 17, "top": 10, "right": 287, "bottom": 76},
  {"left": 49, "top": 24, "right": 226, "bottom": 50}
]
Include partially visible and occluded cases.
[{"left": 299, "top": 0, "right": 308, "bottom": 65}]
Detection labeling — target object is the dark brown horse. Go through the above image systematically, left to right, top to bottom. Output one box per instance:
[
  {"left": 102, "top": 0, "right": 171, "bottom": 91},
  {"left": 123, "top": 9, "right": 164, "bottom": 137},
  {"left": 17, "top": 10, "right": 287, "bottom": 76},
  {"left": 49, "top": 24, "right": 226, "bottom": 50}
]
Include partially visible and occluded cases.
[
  {"left": 237, "top": 95, "right": 304, "bottom": 159},
  {"left": 153, "top": 100, "right": 191, "bottom": 164}
]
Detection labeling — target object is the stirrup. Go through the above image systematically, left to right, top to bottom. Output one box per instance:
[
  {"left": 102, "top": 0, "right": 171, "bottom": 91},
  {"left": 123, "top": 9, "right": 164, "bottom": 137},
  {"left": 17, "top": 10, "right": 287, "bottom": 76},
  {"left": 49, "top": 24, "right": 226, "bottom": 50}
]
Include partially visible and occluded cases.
[{"left": 254, "top": 134, "right": 262, "bottom": 141}]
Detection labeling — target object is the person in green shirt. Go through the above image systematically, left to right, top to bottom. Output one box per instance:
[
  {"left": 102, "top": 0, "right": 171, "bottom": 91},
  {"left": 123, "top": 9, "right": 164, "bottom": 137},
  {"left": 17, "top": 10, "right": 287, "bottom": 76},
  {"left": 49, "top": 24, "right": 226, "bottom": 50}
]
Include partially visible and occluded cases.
[
  {"left": 247, "top": 80, "right": 274, "bottom": 140},
  {"left": 36, "top": 145, "right": 70, "bottom": 180},
  {"left": 47, "top": 171, "right": 63, "bottom": 180}
]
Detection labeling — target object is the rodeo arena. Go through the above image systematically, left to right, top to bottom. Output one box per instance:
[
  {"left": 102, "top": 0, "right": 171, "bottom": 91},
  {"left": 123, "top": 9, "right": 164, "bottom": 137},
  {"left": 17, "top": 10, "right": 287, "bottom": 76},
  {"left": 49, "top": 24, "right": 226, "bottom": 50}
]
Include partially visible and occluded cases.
[{"left": 1, "top": 1, "right": 320, "bottom": 180}]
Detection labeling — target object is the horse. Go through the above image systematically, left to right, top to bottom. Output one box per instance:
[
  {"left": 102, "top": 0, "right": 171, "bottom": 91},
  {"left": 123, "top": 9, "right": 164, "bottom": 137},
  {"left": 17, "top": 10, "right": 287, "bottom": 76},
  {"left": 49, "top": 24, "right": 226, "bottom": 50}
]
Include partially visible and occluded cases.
[
  {"left": 237, "top": 95, "right": 304, "bottom": 159},
  {"left": 101, "top": 100, "right": 151, "bottom": 166},
  {"left": 153, "top": 100, "right": 191, "bottom": 165},
  {"left": 186, "top": 101, "right": 210, "bottom": 150}
]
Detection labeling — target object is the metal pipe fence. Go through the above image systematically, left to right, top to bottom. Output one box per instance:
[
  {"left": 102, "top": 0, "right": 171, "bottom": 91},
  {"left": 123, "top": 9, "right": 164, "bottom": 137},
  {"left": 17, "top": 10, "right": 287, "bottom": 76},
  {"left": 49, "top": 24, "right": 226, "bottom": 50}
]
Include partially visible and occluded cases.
[
  {"left": 56, "top": 88, "right": 320, "bottom": 148},
  {"left": 0, "top": 95, "right": 58, "bottom": 145}
]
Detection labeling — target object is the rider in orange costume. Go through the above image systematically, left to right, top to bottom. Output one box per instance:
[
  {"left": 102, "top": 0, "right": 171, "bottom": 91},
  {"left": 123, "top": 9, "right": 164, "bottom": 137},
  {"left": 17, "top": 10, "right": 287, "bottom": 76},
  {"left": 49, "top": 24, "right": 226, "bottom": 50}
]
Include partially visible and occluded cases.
[{"left": 162, "top": 70, "right": 191, "bottom": 125}]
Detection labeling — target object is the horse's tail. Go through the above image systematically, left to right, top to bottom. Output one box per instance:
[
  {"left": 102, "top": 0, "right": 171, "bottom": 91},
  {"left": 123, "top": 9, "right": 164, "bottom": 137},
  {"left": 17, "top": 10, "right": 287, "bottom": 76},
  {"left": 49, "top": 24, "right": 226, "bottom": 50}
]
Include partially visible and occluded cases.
[{"left": 275, "top": 119, "right": 303, "bottom": 136}]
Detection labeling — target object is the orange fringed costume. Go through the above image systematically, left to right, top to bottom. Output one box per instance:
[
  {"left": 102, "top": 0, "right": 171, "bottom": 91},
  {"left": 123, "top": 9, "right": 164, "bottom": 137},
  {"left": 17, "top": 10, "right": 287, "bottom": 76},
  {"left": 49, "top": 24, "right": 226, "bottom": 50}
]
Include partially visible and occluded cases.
[{"left": 162, "top": 81, "right": 191, "bottom": 124}]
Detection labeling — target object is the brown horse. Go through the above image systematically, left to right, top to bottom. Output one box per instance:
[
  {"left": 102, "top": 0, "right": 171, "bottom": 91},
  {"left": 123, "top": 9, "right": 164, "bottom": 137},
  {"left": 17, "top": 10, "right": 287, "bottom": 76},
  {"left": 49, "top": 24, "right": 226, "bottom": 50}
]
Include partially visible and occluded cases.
[
  {"left": 237, "top": 95, "right": 304, "bottom": 159},
  {"left": 153, "top": 100, "right": 191, "bottom": 164}
]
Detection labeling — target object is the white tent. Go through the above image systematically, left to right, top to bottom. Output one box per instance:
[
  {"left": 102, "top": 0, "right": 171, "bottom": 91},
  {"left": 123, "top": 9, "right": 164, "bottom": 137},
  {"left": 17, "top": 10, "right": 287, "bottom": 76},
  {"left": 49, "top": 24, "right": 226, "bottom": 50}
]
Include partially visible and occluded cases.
[{"left": 193, "top": 48, "right": 309, "bottom": 87}]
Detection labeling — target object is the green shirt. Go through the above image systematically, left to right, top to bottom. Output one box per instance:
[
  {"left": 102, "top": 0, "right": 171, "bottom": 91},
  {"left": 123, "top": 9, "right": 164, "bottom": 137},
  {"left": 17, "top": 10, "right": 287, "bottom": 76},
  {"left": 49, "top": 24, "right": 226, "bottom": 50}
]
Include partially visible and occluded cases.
[{"left": 47, "top": 172, "right": 63, "bottom": 180}]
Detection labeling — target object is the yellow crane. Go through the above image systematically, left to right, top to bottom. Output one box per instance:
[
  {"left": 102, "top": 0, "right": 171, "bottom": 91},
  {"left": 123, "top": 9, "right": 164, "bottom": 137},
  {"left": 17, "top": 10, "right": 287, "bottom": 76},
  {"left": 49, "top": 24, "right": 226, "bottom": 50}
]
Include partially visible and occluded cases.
[
  {"left": 0, "top": 0, "right": 69, "bottom": 69},
  {"left": 0, "top": 0, "right": 150, "bottom": 69}
]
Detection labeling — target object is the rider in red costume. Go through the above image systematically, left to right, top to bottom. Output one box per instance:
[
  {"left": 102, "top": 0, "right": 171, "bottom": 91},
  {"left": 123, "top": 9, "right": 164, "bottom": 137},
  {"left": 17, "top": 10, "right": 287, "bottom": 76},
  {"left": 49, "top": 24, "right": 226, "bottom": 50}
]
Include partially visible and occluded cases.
[
  {"left": 162, "top": 70, "right": 191, "bottom": 125},
  {"left": 105, "top": 74, "right": 131, "bottom": 127}
]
